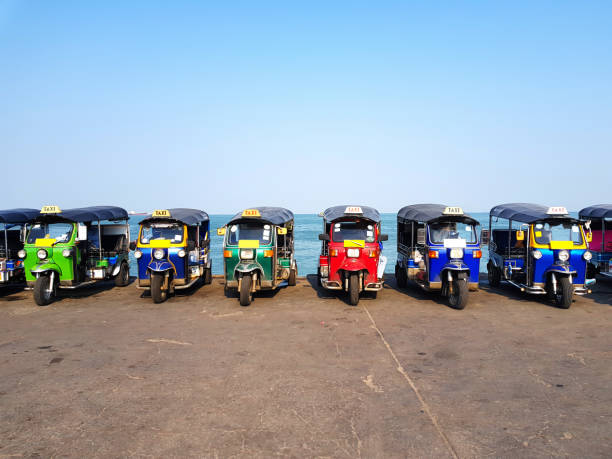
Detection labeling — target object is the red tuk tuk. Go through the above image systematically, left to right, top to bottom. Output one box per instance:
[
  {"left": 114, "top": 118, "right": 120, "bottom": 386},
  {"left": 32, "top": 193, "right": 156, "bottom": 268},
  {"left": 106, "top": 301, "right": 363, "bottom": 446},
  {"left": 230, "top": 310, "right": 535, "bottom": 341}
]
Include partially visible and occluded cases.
[{"left": 318, "top": 206, "right": 388, "bottom": 305}]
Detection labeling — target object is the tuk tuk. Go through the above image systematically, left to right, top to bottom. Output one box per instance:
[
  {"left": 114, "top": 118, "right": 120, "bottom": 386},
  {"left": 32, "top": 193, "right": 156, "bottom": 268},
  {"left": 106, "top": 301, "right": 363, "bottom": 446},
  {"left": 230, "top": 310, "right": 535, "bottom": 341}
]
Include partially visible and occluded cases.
[
  {"left": 484, "top": 203, "right": 594, "bottom": 308},
  {"left": 394, "top": 204, "right": 481, "bottom": 309},
  {"left": 579, "top": 204, "right": 612, "bottom": 279},
  {"left": 317, "top": 205, "right": 388, "bottom": 306},
  {"left": 20, "top": 206, "right": 130, "bottom": 305},
  {"left": 218, "top": 207, "right": 297, "bottom": 306},
  {"left": 132, "top": 208, "right": 211, "bottom": 303},
  {"left": 0, "top": 209, "right": 39, "bottom": 287}
]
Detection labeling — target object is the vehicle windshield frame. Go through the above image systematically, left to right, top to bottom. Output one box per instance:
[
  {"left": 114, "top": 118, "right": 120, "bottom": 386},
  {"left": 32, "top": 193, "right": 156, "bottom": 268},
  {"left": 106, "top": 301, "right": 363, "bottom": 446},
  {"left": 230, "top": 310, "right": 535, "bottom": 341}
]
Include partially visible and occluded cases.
[
  {"left": 330, "top": 220, "right": 377, "bottom": 243},
  {"left": 428, "top": 220, "right": 477, "bottom": 244},
  {"left": 532, "top": 220, "right": 584, "bottom": 246},
  {"left": 26, "top": 222, "right": 74, "bottom": 244},
  {"left": 139, "top": 222, "right": 185, "bottom": 244},
  {"left": 226, "top": 222, "right": 274, "bottom": 246}
]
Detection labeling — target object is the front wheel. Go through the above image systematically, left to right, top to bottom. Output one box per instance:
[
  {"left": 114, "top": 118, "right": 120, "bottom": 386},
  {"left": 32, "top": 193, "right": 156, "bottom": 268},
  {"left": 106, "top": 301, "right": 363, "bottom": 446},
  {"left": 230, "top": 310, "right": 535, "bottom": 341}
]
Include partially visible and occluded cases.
[
  {"left": 115, "top": 262, "right": 129, "bottom": 287},
  {"left": 150, "top": 273, "right": 168, "bottom": 303},
  {"left": 348, "top": 273, "right": 360, "bottom": 306},
  {"left": 240, "top": 274, "right": 252, "bottom": 306},
  {"left": 33, "top": 275, "right": 56, "bottom": 306},
  {"left": 555, "top": 276, "right": 573, "bottom": 309},
  {"left": 448, "top": 278, "right": 468, "bottom": 310}
]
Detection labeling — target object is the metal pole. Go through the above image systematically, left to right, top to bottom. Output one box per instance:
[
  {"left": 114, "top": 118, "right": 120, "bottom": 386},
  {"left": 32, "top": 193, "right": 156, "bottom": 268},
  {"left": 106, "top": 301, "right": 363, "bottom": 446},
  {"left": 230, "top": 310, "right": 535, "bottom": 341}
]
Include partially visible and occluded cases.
[
  {"left": 508, "top": 219, "right": 512, "bottom": 259},
  {"left": 98, "top": 221, "right": 102, "bottom": 261},
  {"left": 3, "top": 225, "right": 7, "bottom": 259}
]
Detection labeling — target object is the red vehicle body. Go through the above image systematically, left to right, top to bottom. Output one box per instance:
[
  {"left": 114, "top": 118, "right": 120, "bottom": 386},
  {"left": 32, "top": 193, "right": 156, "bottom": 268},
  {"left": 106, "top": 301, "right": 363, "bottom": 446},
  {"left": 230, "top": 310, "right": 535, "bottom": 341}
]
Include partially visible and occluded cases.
[{"left": 318, "top": 206, "right": 387, "bottom": 305}]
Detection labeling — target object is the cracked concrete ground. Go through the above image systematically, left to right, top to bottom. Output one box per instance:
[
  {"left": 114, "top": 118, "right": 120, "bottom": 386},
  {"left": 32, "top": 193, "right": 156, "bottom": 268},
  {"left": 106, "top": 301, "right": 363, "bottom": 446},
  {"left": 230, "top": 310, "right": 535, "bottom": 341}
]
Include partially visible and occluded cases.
[{"left": 0, "top": 275, "right": 610, "bottom": 458}]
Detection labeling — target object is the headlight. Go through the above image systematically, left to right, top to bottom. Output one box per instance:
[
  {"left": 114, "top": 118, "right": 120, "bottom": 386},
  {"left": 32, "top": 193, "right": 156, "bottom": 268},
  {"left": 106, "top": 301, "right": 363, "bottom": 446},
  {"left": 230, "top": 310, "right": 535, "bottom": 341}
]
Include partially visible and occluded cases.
[
  {"left": 62, "top": 248, "right": 72, "bottom": 258},
  {"left": 347, "top": 248, "right": 360, "bottom": 258},
  {"left": 450, "top": 248, "right": 464, "bottom": 259},
  {"left": 18, "top": 249, "right": 26, "bottom": 259},
  {"left": 37, "top": 249, "right": 47, "bottom": 260},
  {"left": 153, "top": 249, "right": 164, "bottom": 260},
  {"left": 178, "top": 249, "right": 186, "bottom": 258},
  {"left": 240, "top": 249, "right": 254, "bottom": 260},
  {"left": 532, "top": 249, "right": 542, "bottom": 260},
  {"left": 134, "top": 250, "right": 142, "bottom": 259},
  {"left": 558, "top": 250, "right": 570, "bottom": 262},
  {"left": 583, "top": 251, "right": 592, "bottom": 261}
]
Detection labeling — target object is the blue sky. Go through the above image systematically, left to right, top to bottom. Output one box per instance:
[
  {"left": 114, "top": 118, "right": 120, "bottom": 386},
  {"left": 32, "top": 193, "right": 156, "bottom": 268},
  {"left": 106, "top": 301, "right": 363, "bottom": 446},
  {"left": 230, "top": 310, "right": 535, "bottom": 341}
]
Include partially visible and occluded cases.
[{"left": 1, "top": 1, "right": 610, "bottom": 213}]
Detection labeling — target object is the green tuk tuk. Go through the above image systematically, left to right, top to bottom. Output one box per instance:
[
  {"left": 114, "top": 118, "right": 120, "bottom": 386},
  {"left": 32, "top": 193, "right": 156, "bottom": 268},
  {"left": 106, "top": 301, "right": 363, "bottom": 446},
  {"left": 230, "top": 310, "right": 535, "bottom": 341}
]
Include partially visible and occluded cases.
[
  {"left": 20, "top": 206, "right": 130, "bottom": 305},
  {"left": 218, "top": 207, "right": 298, "bottom": 306}
]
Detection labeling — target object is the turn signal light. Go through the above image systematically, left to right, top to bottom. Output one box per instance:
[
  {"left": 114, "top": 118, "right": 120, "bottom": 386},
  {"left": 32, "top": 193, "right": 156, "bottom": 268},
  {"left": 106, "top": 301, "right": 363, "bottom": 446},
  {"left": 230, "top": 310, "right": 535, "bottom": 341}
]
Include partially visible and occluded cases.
[
  {"left": 330, "top": 249, "right": 338, "bottom": 257},
  {"left": 223, "top": 250, "right": 232, "bottom": 258},
  {"left": 264, "top": 250, "right": 274, "bottom": 258},
  {"left": 369, "top": 250, "right": 377, "bottom": 257},
  {"left": 428, "top": 250, "right": 439, "bottom": 259},
  {"left": 473, "top": 250, "right": 482, "bottom": 259}
]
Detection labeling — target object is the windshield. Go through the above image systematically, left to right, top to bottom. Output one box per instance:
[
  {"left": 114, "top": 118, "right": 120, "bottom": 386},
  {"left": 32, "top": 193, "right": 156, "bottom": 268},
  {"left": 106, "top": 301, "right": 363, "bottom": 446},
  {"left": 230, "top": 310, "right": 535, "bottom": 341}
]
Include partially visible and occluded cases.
[
  {"left": 331, "top": 221, "right": 376, "bottom": 243},
  {"left": 429, "top": 222, "right": 477, "bottom": 244},
  {"left": 534, "top": 222, "right": 583, "bottom": 245},
  {"left": 27, "top": 223, "right": 73, "bottom": 244},
  {"left": 140, "top": 223, "right": 184, "bottom": 244},
  {"left": 227, "top": 223, "right": 272, "bottom": 245}
]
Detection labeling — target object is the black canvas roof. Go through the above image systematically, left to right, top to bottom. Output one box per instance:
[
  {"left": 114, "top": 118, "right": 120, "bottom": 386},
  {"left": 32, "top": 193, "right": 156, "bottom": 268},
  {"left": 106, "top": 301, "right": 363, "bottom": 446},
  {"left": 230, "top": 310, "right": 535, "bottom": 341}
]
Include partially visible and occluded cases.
[
  {"left": 490, "top": 203, "right": 574, "bottom": 224},
  {"left": 397, "top": 204, "right": 478, "bottom": 225},
  {"left": 579, "top": 204, "right": 612, "bottom": 220},
  {"left": 322, "top": 205, "right": 381, "bottom": 223},
  {"left": 33, "top": 206, "right": 128, "bottom": 223},
  {"left": 228, "top": 207, "right": 294, "bottom": 226},
  {"left": 0, "top": 208, "right": 40, "bottom": 224},
  {"left": 141, "top": 208, "right": 209, "bottom": 226}
]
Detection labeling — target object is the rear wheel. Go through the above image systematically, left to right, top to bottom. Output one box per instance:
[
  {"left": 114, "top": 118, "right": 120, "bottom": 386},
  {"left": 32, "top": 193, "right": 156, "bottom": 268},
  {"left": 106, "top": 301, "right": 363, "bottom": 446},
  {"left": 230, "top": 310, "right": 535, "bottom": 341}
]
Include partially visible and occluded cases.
[
  {"left": 115, "top": 262, "right": 129, "bottom": 287},
  {"left": 487, "top": 262, "right": 501, "bottom": 287},
  {"left": 395, "top": 264, "right": 407, "bottom": 288},
  {"left": 204, "top": 267, "right": 212, "bottom": 285},
  {"left": 288, "top": 267, "right": 297, "bottom": 286},
  {"left": 151, "top": 273, "right": 168, "bottom": 303},
  {"left": 348, "top": 273, "right": 360, "bottom": 306},
  {"left": 240, "top": 274, "right": 252, "bottom": 306},
  {"left": 33, "top": 275, "right": 55, "bottom": 306},
  {"left": 555, "top": 276, "right": 573, "bottom": 309},
  {"left": 448, "top": 278, "right": 468, "bottom": 310}
]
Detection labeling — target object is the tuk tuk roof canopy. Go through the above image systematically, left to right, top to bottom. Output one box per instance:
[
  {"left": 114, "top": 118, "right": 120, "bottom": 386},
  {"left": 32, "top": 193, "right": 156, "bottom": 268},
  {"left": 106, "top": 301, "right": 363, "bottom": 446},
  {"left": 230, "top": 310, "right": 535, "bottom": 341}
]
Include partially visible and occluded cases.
[
  {"left": 489, "top": 203, "right": 575, "bottom": 224},
  {"left": 397, "top": 204, "right": 479, "bottom": 225},
  {"left": 579, "top": 204, "right": 612, "bottom": 220},
  {"left": 33, "top": 206, "right": 128, "bottom": 223},
  {"left": 322, "top": 206, "right": 381, "bottom": 223},
  {"left": 228, "top": 207, "right": 294, "bottom": 226},
  {"left": 0, "top": 208, "right": 40, "bottom": 224},
  {"left": 141, "top": 208, "right": 209, "bottom": 226}
]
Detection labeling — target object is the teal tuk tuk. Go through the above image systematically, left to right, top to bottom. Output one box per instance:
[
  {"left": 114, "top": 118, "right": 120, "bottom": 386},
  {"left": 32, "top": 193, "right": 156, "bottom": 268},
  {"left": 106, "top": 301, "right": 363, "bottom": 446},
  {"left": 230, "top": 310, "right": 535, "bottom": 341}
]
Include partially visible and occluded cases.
[{"left": 0, "top": 209, "right": 39, "bottom": 287}]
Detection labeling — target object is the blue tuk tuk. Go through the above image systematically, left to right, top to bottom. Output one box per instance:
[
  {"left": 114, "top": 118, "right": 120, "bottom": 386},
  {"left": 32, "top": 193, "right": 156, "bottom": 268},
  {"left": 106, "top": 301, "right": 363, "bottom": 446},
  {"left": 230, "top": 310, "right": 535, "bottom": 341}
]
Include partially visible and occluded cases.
[
  {"left": 485, "top": 203, "right": 594, "bottom": 308},
  {"left": 395, "top": 204, "right": 481, "bottom": 309},
  {"left": 579, "top": 204, "right": 612, "bottom": 279},
  {"left": 0, "top": 208, "right": 39, "bottom": 287},
  {"left": 132, "top": 208, "right": 211, "bottom": 303}
]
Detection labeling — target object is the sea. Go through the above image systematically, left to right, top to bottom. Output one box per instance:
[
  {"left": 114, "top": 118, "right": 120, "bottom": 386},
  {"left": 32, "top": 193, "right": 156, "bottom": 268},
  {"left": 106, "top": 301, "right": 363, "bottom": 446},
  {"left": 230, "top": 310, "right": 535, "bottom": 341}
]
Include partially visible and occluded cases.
[{"left": 127, "top": 212, "right": 499, "bottom": 276}]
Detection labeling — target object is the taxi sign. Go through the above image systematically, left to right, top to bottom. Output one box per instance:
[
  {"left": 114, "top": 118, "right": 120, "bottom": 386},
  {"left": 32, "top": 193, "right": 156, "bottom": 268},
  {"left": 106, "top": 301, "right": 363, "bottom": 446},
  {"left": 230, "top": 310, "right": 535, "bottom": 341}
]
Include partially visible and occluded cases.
[
  {"left": 41, "top": 205, "right": 61, "bottom": 214},
  {"left": 344, "top": 206, "right": 363, "bottom": 214},
  {"left": 443, "top": 206, "right": 464, "bottom": 215},
  {"left": 547, "top": 206, "right": 568, "bottom": 215},
  {"left": 152, "top": 209, "right": 171, "bottom": 218},
  {"left": 242, "top": 209, "right": 261, "bottom": 217}
]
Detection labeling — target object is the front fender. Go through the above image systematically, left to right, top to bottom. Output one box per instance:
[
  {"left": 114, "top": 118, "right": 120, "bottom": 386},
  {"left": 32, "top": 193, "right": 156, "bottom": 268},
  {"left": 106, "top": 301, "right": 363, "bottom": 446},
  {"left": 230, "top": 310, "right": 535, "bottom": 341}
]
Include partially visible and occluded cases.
[
  {"left": 338, "top": 258, "right": 368, "bottom": 273},
  {"left": 147, "top": 261, "right": 174, "bottom": 273},
  {"left": 235, "top": 262, "right": 261, "bottom": 273},
  {"left": 442, "top": 262, "right": 469, "bottom": 271},
  {"left": 31, "top": 263, "right": 62, "bottom": 275},
  {"left": 545, "top": 265, "right": 577, "bottom": 276}
]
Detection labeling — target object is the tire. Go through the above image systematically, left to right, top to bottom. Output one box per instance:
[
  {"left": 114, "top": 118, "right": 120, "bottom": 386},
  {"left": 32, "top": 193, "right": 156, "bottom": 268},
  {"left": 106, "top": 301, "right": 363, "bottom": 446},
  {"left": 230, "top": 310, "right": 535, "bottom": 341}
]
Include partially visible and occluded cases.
[
  {"left": 115, "top": 262, "right": 129, "bottom": 287},
  {"left": 487, "top": 262, "right": 501, "bottom": 287},
  {"left": 395, "top": 264, "right": 407, "bottom": 288},
  {"left": 204, "top": 267, "right": 212, "bottom": 285},
  {"left": 288, "top": 268, "right": 297, "bottom": 286},
  {"left": 317, "top": 268, "right": 322, "bottom": 287},
  {"left": 150, "top": 273, "right": 168, "bottom": 303},
  {"left": 348, "top": 273, "right": 360, "bottom": 306},
  {"left": 240, "top": 274, "right": 252, "bottom": 306},
  {"left": 33, "top": 275, "right": 55, "bottom": 306},
  {"left": 555, "top": 276, "right": 573, "bottom": 309},
  {"left": 448, "top": 278, "right": 468, "bottom": 310}
]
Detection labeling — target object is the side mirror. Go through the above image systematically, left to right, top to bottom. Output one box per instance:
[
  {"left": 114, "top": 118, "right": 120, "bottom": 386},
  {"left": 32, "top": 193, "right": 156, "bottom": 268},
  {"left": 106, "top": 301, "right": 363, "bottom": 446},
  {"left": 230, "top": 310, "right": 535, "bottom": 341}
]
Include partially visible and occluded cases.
[
  {"left": 20, "top": 227, "right": 27, "bottom": 243},
  {"left": 217, "top": 227, "right": 226, "bottom": 236},
  {"left": 277, "top": 227, "right": 287, "bottom": 235},
  {"left": 416, "top": 228, "right": 426, "bottom": 245},
  {"left": 480, "top": 229, "right": 490, "bottom": 245},
  {"left": 516, "top": 230, "right": 524, "bottom": 241},
  {"left": 586, "top": 232, "right": 592, "bottom": 243},
  {"left": 319, "top": 233, "right": 330, "bottom": 241},
  {"left": 379, "top": 234, "right": 388, "bottom": 241},
  {"left": 187, "top": 240, "right": 196, "bottom": 251},
  {"left": 129, "top": 241, "right": 137, "bottom": 251}
]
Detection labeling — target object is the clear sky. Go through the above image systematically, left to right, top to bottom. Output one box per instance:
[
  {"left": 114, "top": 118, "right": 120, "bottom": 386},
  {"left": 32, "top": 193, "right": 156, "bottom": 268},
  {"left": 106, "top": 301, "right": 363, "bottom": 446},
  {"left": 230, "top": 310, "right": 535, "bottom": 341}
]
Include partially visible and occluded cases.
[{"left": 1, "top": 1, "right": 610, "bottom": 213}]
